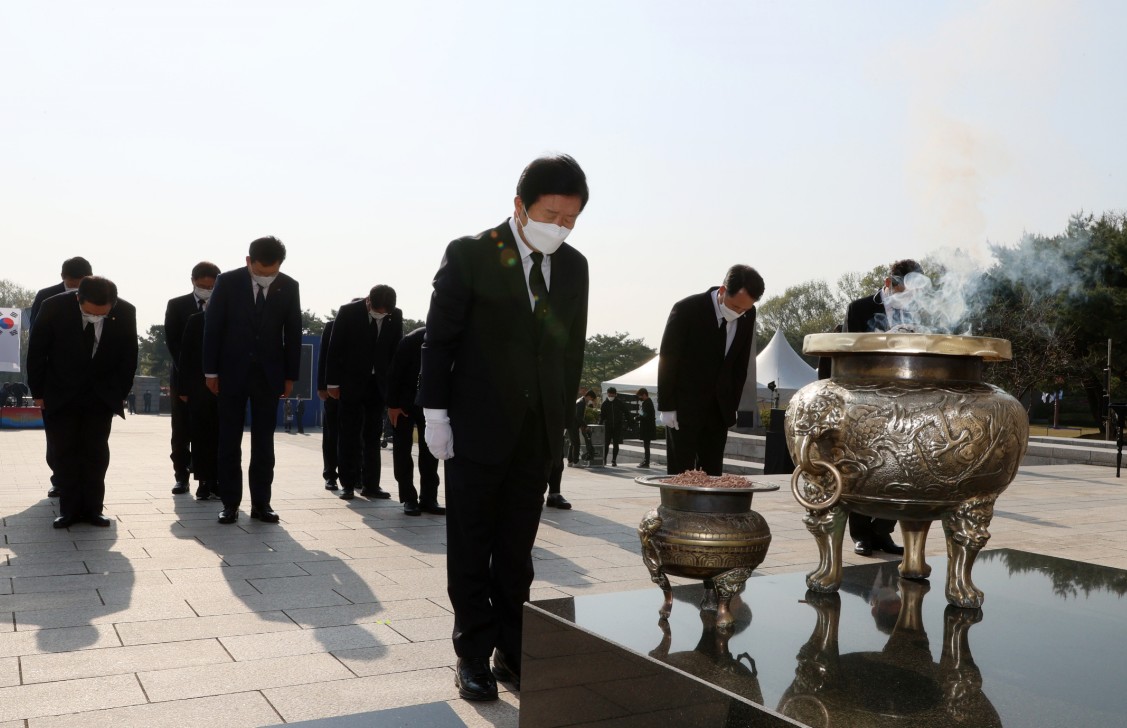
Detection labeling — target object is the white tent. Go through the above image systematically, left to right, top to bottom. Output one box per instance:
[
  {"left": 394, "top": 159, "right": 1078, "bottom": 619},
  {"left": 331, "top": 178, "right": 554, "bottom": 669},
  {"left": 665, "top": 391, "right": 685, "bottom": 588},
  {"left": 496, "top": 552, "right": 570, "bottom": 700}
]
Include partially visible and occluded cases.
[
  {"left": 755, "top": 329, "right": 817, "bottom": 406},
  {"left": 601, "top": 355, "right": 659, "bottom": 397}
]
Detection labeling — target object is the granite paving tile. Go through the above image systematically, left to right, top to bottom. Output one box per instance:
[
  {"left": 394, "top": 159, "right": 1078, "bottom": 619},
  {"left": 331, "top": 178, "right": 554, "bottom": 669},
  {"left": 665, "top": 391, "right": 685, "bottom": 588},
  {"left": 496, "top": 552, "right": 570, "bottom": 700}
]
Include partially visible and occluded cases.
[
  {"left": 11, "top": 569, "right": 172, "bottom": 594},
  {"left": 187, "top": 590, "right": 354, "bottom": 617},
  {"left": 283, "top": 597, "right": 449, "bottom": 629},
  {"left": 14, "top": 599, "right": 196, "bottom": 631},
  {"left": 116, "top": 610, "right": 301, "bottom": 645},
  {"left": 221, "top": 621, "right": 409, "bottom": 660},
  {"left": 0, "top": 624, "right": 121, "bottom": 657},
  {"left": 21, "top": 638, "right": 231, "bottom": 683},
  {"left": 333, "top": 638, "right": 457, "bottom": 676},
  {"left": 138, "top": 652, "right": 352, "bottom": 701},
  {"left": 0, "top": 657, "right": 18, "bottom": 687},
  {"left": 263, "top": 666, "right": 458, "bottom": 723},
  {"left": 0, "top": 674, "right": 145, "bottom": 722},
  {"left": 27, "top": 691, "right": 281, "bottom": 728}
]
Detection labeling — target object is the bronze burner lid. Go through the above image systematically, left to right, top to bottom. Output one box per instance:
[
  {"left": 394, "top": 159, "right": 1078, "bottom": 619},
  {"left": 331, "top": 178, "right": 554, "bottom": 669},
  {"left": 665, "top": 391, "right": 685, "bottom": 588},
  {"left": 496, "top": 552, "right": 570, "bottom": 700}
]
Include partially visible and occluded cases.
[
  {"left": 802, "top": 332, "right": 1012, "bottom": 361},
  {"left": 635, "top": 475, "right": 780, "bottom": 494}
]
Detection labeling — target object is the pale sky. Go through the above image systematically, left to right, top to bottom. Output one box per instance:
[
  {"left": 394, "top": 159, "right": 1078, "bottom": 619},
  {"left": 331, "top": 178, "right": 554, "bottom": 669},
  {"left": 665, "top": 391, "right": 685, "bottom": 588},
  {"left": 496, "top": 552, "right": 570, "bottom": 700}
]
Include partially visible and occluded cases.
[{"left": 2, "top": 0, "right": 1124, "bottom": 347}]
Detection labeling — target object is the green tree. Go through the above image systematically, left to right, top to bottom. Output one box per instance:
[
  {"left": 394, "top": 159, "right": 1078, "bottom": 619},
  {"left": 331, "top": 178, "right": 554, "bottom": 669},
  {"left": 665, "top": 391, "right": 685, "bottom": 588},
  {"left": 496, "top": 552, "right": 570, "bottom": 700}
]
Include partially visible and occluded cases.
[
  {"left": 755, "top": 280, "right": 840, "bottom": 357},
  {"left": 301, "top": 309, "right": 326, "bottom": 336},
  {"left": 137, "top": 325, "right": 173, "bottom": 385},
  {"left": 580, "top": 332, "right": 656, "bottom": 392}
]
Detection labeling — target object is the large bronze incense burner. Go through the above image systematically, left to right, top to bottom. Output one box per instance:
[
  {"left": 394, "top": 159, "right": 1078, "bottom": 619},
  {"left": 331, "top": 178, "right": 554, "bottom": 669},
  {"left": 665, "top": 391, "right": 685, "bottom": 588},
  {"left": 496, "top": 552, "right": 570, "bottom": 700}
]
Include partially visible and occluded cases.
[
  {"left": 785, "top": 333, "right": 1028, "bottom": 608},
  {"left": 637, "top": 475, "right": 778, "bottom": 628}
]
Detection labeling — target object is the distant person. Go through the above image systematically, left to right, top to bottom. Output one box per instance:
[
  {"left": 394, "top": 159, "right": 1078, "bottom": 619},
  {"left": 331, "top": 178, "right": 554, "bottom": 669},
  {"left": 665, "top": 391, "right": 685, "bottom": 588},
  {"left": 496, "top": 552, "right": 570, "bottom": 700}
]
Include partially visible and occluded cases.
[
  {"left": 418, "top": 154, "right": 590, "bottom": 701},
  {"left": 203, "top": 236, "right": 302, "bottom": 525},
  {"left": 29, "top": 256, "right": 92, "bottom": 498},
  {"left": 841, "top": 259, "right": 921, "bottom": 557},
  {"left": 165, "top": 261, "right": 220, "bottom": 495},
  {"left": 658, "top": 264, "right": 763, "bottom": 475},
  {"left": 27, "top": 276, "right": 137, "bottom": 528},
  {"left": 326, "top": 284, "right": 402, "bottom": 501},
  {"left": 177, "top": 305, "right": 219, "bottom": 500},
  {"left": 317, "top": 318, "right": 339, "bottom": 491},
  {"left": 386, "top": 327, "right": 444, "bottom": 516},
  {"left": 600, "top": 387, "right": 626, "bottom": 466},
  {"left": 636, "top": 388, "right": 656, "bottom": 468},
  {"left": 568, "top": 389, "right": 597, "bottom": 466},
  {"left": 127, "top": 391, "right": 136, "bottom": 415},
  {"left": 143, "top": 391, "right": 152, "bottom": 413},
  {"left": 296, "top": 398, "right": 305, "bottom": 434},
  {"left": 283, "top": 399, "right": 294, "bottom": 433}
]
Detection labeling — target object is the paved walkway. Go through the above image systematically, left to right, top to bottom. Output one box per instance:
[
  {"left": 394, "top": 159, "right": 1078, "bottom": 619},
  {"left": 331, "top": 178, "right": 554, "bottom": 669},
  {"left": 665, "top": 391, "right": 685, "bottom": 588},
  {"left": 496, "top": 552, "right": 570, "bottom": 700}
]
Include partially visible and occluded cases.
[{"left": 1, "top": 415, "right": 1125, "bottom": 726}]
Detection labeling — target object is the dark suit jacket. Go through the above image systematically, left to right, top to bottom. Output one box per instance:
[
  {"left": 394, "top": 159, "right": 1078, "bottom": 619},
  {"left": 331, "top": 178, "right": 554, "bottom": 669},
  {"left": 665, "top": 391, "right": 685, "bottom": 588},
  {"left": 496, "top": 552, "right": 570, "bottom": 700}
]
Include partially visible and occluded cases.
[
  {"left": 418, "top": 219, "right": 589, "bottom": 465},
  {"left": 202, "top": 266, "right": 301, "bottom": 396},
  {"left": 28, "top": 282, "right": 65, "bottom": 331},
  {"left": 657, "top": 288, "right": 755, "bottom": 429},
  {"left": 845, "top": 291, "right": 886, "bottom": 333},
  {"left": 27, "top": 292, "right": 138, "bottom": 417},
  {"left": 165, "top": 292, "right": 202, "bottom": 390},
  {"left": 326, "top": 299, "right": 403, "bottom": 400},
  {"left": 177, "top": 312, "right": 211, "bottom": 398},
  {"left": 316, "top": 319, "right": 334, "bottom": 392},
  {"left": 387, "top": 327, "right": 425, "bottom": 411},
  {"left": 639, "top": 397, "right": 657, "bottom": 439},
  {"left": 573, "top": 398, "right": 589, "bottom": 431},
  {"left": 600, "top": 398, "right": 626, "bottom": 440}
]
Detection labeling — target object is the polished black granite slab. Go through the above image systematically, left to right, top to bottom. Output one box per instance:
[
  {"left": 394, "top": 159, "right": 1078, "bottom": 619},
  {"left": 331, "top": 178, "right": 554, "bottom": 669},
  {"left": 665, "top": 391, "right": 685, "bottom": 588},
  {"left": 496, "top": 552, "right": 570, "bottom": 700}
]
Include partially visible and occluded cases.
[{"left": 521, "top": 549, "right": 1127, "bottom": 727}]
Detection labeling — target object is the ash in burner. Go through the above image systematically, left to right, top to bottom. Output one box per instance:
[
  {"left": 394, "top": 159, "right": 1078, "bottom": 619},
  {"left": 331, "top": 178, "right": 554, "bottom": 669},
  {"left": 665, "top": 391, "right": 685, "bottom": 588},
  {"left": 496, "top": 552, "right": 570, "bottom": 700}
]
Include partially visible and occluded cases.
[{"left": 661, "top": 470, "right": 751, "bottom": 488}]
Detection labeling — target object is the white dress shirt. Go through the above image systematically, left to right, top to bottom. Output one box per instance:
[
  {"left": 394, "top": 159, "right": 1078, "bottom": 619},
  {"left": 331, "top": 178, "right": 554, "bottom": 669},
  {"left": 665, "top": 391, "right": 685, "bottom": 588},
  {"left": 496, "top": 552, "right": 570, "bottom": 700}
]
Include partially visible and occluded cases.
[
  {"left": 508, "top": 217, "right": 552, "bottom": 311},
  {"left": 711, "top": 290, "right": 738, "bottom": 355}
]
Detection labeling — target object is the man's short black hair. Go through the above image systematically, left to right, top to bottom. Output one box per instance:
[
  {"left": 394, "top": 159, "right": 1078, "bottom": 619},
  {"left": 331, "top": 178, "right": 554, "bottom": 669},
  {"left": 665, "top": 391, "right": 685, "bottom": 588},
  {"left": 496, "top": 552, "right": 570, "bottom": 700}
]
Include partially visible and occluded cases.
[
  {"left": 516, "top": 154, "right": 589, "bottom": 211},
  {"left": 248, "top": 236, "right": 287, "bottom": 265},
  {"left": 61, "top": 257, "right": 93, "bottom": 279},
  {"left": 889, "top": 259, "right": 923, "bottom": 280},
  {"left": 192, "top": 261, "right": 221, "bottom": 280},
  {"left": 724, "top": 264, "right": 765, "bottom": 301},
  {"left": 78, "top": 276, "right": 117, "bottom": 307},
  {"left": 368, "top": 284, "right": 397, "bottom": 310},
  {"left": 607, "top": 387, "right": 617, "bottom": 395},
  {"left": 636, "top": 388, "right": 649, "bottom": 397},
  {"left": 585, "top": 389, "right": 597, "bottom": 399}
]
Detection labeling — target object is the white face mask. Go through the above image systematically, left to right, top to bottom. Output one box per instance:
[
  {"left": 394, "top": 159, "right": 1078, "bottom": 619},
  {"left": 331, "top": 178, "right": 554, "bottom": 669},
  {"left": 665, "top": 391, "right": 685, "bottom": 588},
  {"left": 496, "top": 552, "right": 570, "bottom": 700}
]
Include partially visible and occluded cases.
[
  {"left": 518, "top": 207, "right": 571, "bottom": 255},
  {"left": 248, "top": 265, "right": 277, "bottom": 289},
  {"left": 194, "top": 286, "right": 213, "bottom": 301},
  {"left": 719, "top": 301, "right": 743, "bottom": 323},
  {"left": 369, "top": 310, "right": 388, "bottom": 321},
  {"left": 82, "top": 312, "right": 106, "bottom": 325},
  {"left": 608, "top": 395, "right": 616, "bottom": 400}
]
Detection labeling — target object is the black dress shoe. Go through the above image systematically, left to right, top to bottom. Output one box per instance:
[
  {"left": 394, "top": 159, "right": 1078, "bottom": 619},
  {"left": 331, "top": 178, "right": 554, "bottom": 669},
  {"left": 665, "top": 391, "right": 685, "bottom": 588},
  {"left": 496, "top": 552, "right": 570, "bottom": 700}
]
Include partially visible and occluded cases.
[
  {"left": 637, "top": 461, "right": 649, "bottom": 468},
  {"left": 324, "top": 480, "right": 339, "bottom": 491},
  {"left": 172, "top": 481, "right": 190, "bottom": 495},
  {"left": 47, "top": 486, "right": 61, "bottom": 498},
  {"left": 360, "top": 487, "right": 392, "bottom": 499},
  {"left": 339, "top": 488, "right": 355, "bottom": 500},
  {"left": 546, "top": 493, "right": 572, "bottom": 509},
  {"left": 403, "top": 500, "right": 422, "bottom": 516},
  {"left": 420, "top": 502, "right": 446, "bottom": 515},
  {"left": 250, "top": 508, "right": 280, "bottom": 523},
  {"left": 217, "top": 509, "right": 238, "bottom": 524},
  {"left": 86, "top": 514, "right": 112, "bottom": 527},
  {"left": 52, "top": 515, "right": 76, "bottom": 529},
  {"left": 872, "top": 535, "right": 905, "bottom": 555},
  {"left": 854, "top": 540, "right": 873, "bottom": 556},
  {"left": 491, "top": 649, "right": 521, "bottom": 691},
  {"left": 455, "top": 657, "right": 498, "bottom": 701}
]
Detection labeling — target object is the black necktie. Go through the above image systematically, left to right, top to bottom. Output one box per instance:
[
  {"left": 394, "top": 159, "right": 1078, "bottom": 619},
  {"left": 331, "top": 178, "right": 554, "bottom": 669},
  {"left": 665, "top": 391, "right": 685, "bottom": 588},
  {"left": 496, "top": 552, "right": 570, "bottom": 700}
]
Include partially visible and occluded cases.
[
  {"left": 529, "top": 252, "right": 548, "bottom": 320},
  {"left": 255, "top": 284, "right": 266, "bottom": 314},
  {"left": 198, "top": 299, "right": 205, "bottom": 312},
  {"left": 719, "top": 318, "right": 728, "bottom": 357},
  {"left": 83, "top": 322, "right": 96, "bottom": 357}
]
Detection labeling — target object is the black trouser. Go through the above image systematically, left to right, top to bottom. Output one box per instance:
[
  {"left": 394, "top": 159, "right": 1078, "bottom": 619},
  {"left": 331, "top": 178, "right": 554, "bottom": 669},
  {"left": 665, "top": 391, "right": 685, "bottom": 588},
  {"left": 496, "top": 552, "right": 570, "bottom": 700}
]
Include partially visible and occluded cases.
[
  {"left": 217, "top": 365, "right": 278, "bottom": 510},
  {"left": 337, "top": 382, "right": 384, "bottom": 490},
  {"left": 169, "top": 384, "right": 191, "bottom": 482},
  {"left": 188, "top": 388, "right": 218, "bottom": 484},
  {"left": 48, "top": 395, "right": 114, "bottom": 519},
  {"left": 322, "top": 397, "right": 339, "bottom": 483},
  {"left": 391, "top": 404, "right": 439, "bottom": 504},
  {"left": 445, "top": 405, "right": 549, "bottom": 669},
  {"left": 41, "top": 410, "right": 60, "bottom": 488},
  {"left": 667, "top": 414, "right": 728, "bottom": 476},
  {"left": 567, "top": 424, "right": 580, "bottom": 463},
  {"left": 604, "top": 438, "right": 620, "bottom": 463},
  {"left": 642, "top": 438, "right": 651, "bottom": 463},
  {"left": 548, "top": 455, "right": 563, "bottom": 494},
  {"left": 849, "top": 514, "right": 896, "bottom": 544}
]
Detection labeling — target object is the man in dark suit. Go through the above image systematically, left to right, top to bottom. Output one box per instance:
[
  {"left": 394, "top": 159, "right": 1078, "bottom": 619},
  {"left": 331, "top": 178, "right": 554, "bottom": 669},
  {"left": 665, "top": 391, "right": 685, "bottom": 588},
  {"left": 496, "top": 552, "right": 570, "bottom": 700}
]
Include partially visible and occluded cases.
[
  {"left": 419, "top": 154, "right": 589, "bottom": 701},
  {"left": 203, "top": 236, "right": 301, "bottom": 524},
  {"left": 28, "top": 256, "right": 93, "bottom": 499},
  {"left": 842, "top": 258, "right": 922, "bottom": 557},
  {"left": 165, "top": 261, "right": 220, "bottom": 495},
  {"left": 658, "top": 265, "right": 764, "bottom": 476},
  {"left": 27, "top": 276, "right": 137, "bottom": 528},
  {"left": 326, "top": 285, "right": 402, "bottom": 500},
  {"left": 177, "top": 308, "right": 220, "bottom": 500},
  {"left": 317, "top": 318, "right": 339, "bottom": 491},
  {"left": 387, "top": 326, "right": 444, "bottom": 516},
  {"left": 600, "top": 387, "right": 626, "bottom": 466},
  {"left": 636, "top": 387, "right": 656, "bottom": 468},
  {"left": 567, "top": 389, "right": 596, "bottom": 467}
]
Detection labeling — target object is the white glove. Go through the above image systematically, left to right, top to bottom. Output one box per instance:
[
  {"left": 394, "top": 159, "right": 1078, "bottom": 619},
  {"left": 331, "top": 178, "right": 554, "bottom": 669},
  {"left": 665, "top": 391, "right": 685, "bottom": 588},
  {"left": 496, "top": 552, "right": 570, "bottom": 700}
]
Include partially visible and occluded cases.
[
  {"left": 423, "top": 408, "right": 454, "bottom": 460},
  {"left": 661, "top": 411, "right": 679, "bottom": 430}
]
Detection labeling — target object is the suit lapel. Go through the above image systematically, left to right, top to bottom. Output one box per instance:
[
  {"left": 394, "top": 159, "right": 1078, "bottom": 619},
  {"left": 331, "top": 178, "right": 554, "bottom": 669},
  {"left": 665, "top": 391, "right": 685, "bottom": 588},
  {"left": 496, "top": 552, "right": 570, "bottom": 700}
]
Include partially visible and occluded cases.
[{"left": 497, "top": 223, "right": 537, "bottom": 332}]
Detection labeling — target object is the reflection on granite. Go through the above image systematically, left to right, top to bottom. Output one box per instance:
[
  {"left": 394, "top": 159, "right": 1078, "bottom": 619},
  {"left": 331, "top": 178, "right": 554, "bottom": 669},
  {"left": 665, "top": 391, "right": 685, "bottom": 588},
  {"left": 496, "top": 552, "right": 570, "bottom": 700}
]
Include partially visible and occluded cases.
[{"left": 523, "top": 549, "right": 1127, "bottom": 727}]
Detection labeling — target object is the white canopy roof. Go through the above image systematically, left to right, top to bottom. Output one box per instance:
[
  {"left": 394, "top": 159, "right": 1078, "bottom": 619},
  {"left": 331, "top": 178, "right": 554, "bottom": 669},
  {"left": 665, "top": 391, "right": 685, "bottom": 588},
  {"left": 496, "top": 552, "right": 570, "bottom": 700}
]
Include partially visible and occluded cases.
[
  {"left": 756, "top": 329, "right": 816, "bottom": 392},
  {"left": 602, "top": 355, "right": 659, "bottom": 395}
]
